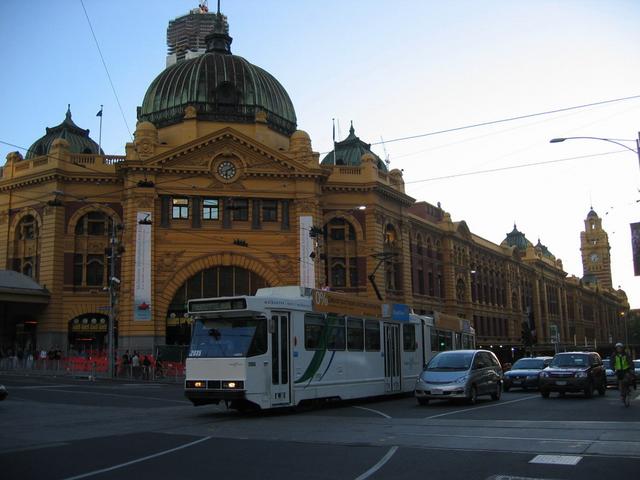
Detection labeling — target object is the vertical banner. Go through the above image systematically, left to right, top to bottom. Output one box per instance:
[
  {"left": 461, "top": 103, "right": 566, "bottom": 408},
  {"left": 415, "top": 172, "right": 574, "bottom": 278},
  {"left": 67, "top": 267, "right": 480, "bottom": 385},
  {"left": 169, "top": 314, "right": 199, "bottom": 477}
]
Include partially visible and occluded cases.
[
  {"left": 134, "top": 211, "right": 152, "bottom": 320},
  {"left": 299, "top": 215, "right": 315, "bottom": 289},
  {"left": 631, "top": 222, "right": 640, "bottom": 276}
]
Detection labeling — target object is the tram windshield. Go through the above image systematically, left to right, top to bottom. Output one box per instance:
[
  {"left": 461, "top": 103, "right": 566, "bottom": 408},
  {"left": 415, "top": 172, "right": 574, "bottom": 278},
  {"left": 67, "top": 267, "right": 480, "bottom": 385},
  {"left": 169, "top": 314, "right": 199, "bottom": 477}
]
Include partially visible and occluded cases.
[{"left": 189, "top": 317, "right": 267, "bottom": 358}]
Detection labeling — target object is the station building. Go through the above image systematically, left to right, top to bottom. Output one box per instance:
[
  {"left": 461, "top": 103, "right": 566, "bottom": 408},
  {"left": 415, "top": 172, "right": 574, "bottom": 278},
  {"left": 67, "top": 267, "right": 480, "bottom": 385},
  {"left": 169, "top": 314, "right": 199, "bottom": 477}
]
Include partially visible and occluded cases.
[{"left": 0, "top": 8, "right": 629, "bottom": 360}]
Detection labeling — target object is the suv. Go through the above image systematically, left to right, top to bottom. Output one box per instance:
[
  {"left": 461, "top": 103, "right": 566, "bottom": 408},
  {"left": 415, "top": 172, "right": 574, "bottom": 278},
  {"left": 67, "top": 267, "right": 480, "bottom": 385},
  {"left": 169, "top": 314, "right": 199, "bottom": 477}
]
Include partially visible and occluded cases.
[{"left": 539, "top": 352, "right": 606, "bottom": 398}]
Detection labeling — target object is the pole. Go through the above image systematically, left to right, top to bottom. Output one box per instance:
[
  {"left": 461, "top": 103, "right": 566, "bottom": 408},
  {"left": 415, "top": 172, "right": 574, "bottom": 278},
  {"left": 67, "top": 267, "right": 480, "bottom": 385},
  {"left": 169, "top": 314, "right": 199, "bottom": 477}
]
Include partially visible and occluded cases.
[
  {"left": 98, "top": 105, "right": 103, "bottom": 154},
  {"left": 332, "top": 118, "right": 337, "bottom": 166},
  {"left": 636, "top": 131, "right": 640, "bottom": 171},
  {"left": 107, "top": 227, "right": 117, "bottom": 378}
]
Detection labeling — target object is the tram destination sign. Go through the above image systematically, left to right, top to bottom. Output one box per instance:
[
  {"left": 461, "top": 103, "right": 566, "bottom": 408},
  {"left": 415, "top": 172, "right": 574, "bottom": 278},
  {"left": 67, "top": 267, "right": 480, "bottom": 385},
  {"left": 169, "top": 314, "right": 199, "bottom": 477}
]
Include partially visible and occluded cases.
[
  {"left": 311, "top": 289, "right": 381, "bottom": 318},
  {"left": 189, "top": 298, "right": 247, "bottom": 313}
]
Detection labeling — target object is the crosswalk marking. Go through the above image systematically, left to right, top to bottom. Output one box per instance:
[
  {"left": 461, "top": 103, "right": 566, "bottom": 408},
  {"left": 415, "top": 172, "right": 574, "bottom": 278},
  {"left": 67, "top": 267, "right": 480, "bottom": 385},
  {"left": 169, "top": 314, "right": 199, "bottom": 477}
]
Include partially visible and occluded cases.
[{"left": 529, "top": 454, "right": 582, "bottom": 465}]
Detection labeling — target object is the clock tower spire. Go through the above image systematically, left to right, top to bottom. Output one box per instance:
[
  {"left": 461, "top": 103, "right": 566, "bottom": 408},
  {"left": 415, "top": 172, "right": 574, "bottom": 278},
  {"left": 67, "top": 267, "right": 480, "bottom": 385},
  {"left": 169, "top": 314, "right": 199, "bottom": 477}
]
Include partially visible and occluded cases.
[{"left": 580, "top": 208, "right": 612, "bottom": 289}]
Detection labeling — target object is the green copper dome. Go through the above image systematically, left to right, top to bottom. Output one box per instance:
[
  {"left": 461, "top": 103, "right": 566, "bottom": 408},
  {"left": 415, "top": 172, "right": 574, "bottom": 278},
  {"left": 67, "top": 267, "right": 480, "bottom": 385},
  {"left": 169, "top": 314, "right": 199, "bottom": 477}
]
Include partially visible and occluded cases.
[
  {"left": 139, "top": 12, "right": 297, "bottom": 135},
  {"left": 25, "top": 106, "right": 103, "bottom": 160},
  {"left": 320, "top": 123, "right": 388, "bottom": 172},
  {"left": 501, "top": 224, "right": 533, "bottom": 251}
]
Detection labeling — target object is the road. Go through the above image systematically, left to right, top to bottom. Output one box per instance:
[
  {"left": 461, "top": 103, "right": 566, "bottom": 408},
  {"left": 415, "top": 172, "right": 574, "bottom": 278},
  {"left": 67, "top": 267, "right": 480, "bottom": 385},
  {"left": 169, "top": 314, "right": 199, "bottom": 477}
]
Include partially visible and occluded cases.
[{"left": 1, "top": 374, "right": 639, "bottom": 480}]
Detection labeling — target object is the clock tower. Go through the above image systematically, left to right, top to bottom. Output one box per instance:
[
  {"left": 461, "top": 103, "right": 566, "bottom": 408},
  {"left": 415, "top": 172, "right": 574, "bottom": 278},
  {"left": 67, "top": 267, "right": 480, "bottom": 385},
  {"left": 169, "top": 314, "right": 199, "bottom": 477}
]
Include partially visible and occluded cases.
[{"left": 580, "top": 209, "right": 612, "bottom": 289}]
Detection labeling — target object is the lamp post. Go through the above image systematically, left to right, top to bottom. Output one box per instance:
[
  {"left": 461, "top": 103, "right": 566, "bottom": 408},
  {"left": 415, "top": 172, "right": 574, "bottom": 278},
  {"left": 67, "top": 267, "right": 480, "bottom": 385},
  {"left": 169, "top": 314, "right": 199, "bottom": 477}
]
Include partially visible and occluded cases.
[{"left": 549, "top": 134, "right": 640, "bottom": 168}]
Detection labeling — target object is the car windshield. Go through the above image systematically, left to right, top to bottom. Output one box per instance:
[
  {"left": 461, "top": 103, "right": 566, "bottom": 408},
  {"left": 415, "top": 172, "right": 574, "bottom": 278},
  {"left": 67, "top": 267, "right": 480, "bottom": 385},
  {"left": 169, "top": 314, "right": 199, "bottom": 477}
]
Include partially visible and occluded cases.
[
  {"left": 189, "top": 317, "right": 267, "bottom": 358},
  {"left": 426, "top": 352, "right": 474, "bottom": 371},
  {"left": 550, "top": 354, "right": 589, "bottom": 368},
  {"left": 512, "top": 358, "right": 545, "bottom": 370},
  {"left": 634, "top": 360, "right": 640, "bottom": 367}
]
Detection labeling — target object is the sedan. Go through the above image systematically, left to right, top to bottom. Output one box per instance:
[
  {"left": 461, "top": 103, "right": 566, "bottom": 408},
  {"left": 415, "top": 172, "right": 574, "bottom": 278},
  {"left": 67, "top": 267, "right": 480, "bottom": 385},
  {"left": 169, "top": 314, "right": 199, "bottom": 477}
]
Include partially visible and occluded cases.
[{"left": 503, "top": 357, "right": 552, "bottom": 391}]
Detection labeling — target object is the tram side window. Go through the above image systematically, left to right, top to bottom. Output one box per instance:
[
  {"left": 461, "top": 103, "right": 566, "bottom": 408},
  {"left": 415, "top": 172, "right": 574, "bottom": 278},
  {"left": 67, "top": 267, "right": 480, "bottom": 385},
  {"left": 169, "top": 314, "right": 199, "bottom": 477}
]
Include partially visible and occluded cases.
[
  {"left": 304, "top": 314, "right": 325, "bottom": 350},
  {"left": 327, "top": 314, "right": 346, "bottom": 350},
  {"left": 347, "top": 318, "right": 364, "bottom": 351},
  {"left": 365, "top": 319, "right": 381, "bottom": 351},
  {"left": 403, "top": 324, "right": 416, "bottom": 351},
  {"left": 431, "top": 329, "right": 453, "bottom": 352}
]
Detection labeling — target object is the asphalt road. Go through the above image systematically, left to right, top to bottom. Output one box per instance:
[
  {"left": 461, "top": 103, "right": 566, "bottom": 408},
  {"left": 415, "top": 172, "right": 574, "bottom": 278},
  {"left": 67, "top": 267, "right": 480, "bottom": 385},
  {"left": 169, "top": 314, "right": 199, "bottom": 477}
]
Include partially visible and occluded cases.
[{"left": 1, "top": 374, "right": 639, "bottom": 480}]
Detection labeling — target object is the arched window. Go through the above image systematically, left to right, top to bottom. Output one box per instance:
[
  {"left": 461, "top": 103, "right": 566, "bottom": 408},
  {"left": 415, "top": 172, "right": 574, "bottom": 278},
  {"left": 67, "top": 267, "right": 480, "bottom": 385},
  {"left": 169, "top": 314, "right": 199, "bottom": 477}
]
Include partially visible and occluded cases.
[
  {"left": 72, "top": 210, "right": 114, "bottom": 289},
  {"left": 75, "top": 211, "right": 113, "bottom": 236},
  {"left": 12, "top": 214, "right": 40, "bottom": 280},
  {"left": 324, "top": 218, "right": 359, "bottom": 290}
]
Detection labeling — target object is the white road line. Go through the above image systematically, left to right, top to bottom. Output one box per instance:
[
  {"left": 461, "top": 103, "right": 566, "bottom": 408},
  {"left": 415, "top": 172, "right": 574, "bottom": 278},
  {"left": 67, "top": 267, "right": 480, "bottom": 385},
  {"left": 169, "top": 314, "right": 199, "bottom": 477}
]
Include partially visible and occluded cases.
[
  {"left": 35, "top": 388, "right": 190, "bottom": 404},
  {"left": 424, "top": 395, "right": 538, "bottom": 420},
  {"left": 352, "top": 406, "right": 392, "bottom": 419},
  {"left": 405, "top": 431, "right": 593, "bottom": 444},
  {"left": 61, "top": 436, "right": 212, "bottom": 480},
  {"left": 0, "top": 442, "right": 69, "bottom": 455},
  {"left": 353, "top": 446, "right": 399, "bottom": 480}
]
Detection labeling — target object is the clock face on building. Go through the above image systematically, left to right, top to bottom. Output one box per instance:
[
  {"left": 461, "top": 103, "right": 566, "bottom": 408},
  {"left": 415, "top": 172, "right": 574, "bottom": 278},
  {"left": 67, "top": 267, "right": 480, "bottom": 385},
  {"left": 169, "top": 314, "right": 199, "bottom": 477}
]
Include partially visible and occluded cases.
[
  {"left": 217, "top": 160, "right": 237, "bottom": 180},
  {"left": 590, "top": 253, "right": 599, "bottom": 263}
]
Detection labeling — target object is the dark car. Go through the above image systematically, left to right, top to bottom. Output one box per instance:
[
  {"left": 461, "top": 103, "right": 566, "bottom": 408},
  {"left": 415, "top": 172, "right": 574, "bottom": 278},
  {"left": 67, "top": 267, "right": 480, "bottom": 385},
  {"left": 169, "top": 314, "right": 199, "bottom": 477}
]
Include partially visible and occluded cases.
[
  {"left": 539, "top": 352, "right": 606, "bottom": 398},
  {"left": 503, "top": 356, "right": 552, "bottom": 392},
  {"left": 0, "top": 384, "right": 7, "bottom": 401}
]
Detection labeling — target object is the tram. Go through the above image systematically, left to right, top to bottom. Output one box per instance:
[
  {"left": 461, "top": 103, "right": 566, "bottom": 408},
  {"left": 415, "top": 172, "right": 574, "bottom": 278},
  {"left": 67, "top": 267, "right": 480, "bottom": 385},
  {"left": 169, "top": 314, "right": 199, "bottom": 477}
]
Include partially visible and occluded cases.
[{"left": 184, "top": 286, "right": 474, "bottom": 410}]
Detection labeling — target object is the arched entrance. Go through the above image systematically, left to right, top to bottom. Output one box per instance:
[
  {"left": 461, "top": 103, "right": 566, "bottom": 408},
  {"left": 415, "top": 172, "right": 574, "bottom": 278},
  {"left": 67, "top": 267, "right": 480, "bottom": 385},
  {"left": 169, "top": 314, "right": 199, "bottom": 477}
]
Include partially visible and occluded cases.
[
  {"left": 166, "top": 266, "right": 270, "bottom": 345},
  {"left": 68, "top": 314, "right": 114, "bottom": 355}
]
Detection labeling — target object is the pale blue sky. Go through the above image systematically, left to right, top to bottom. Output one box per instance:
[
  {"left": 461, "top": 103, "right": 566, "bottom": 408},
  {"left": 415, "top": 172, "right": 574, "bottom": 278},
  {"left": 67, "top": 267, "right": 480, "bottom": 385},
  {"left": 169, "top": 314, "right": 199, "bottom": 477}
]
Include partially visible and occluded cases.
[{"left": 1, "top": 0, "right": 639, "bottom": 307}]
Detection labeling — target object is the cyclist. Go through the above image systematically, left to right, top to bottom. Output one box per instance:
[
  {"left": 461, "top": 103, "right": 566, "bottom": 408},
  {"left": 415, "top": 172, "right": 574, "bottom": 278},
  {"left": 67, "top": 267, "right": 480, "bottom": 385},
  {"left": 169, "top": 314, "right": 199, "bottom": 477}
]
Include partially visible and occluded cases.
[{"left": 611, "top": 342, "right": 634, "bottom": 403}]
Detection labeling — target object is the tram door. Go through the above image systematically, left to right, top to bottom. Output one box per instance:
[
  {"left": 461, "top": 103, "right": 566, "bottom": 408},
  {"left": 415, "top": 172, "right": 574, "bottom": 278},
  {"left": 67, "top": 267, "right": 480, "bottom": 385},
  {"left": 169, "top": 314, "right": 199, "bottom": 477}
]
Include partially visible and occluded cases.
[
  {"left": 270, "top": 312, "right": 291, "bottom": 406},
  {"left": 383, "top": 323, "right": 401, "bottom": 392}
]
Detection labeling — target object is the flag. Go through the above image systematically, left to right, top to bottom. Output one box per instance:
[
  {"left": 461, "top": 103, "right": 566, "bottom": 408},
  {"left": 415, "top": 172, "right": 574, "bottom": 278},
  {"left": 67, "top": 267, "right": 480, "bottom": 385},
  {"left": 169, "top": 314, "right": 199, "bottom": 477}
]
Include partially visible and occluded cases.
[{"left": 96, "top": 107, "right": 103, "bottom": 117}]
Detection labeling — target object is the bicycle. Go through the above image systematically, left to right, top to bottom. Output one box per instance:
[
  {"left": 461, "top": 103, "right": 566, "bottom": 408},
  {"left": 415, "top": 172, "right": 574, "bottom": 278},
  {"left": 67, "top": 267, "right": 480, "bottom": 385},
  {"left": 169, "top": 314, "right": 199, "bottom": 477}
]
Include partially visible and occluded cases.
[{"left": 619, "top": 371, "right": 633, "bottom": 408}]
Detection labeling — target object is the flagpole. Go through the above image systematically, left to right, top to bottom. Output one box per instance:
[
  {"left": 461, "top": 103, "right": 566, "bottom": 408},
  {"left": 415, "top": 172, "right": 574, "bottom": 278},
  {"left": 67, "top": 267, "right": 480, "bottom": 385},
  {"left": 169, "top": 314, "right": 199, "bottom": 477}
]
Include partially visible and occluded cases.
[
  {"left": 98, "top": 104, "right": 103, "bottom": 153},
  {"left": 332, "top": 118, "right": 337, "bottom": 166}
]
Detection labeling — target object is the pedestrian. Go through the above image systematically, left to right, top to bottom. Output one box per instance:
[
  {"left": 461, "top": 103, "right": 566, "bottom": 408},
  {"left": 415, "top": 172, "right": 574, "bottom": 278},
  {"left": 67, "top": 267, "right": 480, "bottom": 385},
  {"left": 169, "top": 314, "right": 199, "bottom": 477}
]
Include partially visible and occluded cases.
[
  {"left": 120, "top": 350, "right": 130, "bottom": 377},
  {"left": 131, "top": 351, "right": 140, "bottom": 379},
  {"left": 142, "top": 355, "right": 151, "bottom": 380},
  {"left": 155, "top": 357, "right": 164, "bottom": 379}
]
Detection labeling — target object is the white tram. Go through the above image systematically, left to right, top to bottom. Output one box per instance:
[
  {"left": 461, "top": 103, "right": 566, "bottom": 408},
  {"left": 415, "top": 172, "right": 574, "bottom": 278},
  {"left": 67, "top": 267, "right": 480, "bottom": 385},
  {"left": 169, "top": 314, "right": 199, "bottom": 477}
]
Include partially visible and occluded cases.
[{"left": 184, "top": 286, "right": 474, "bottom": 410}]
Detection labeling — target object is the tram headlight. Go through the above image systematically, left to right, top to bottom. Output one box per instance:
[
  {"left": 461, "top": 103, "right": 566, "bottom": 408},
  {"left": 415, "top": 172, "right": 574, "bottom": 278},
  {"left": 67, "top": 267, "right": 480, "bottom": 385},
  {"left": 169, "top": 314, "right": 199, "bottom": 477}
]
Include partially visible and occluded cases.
[
  {"left": 186, "top": 380, "right": 206, "bottom": 389},
  {"left": 222, "top": 380, "right": 244, "bottom": 390}
]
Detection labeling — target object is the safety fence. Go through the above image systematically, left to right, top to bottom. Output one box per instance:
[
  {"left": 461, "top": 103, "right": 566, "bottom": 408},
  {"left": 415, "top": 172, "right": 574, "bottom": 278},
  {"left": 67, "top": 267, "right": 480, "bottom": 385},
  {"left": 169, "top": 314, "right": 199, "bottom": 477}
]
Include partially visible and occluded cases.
[{"left": 0, "top": 356, "right": 185, "bottom": 383}]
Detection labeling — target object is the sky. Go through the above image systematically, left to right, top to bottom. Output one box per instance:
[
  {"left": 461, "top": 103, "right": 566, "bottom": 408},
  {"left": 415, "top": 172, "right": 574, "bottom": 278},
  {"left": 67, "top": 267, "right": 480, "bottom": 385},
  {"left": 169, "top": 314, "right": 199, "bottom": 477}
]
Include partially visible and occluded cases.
[{"left": 1, "top": 0, "right": 639, "bottom": 306}]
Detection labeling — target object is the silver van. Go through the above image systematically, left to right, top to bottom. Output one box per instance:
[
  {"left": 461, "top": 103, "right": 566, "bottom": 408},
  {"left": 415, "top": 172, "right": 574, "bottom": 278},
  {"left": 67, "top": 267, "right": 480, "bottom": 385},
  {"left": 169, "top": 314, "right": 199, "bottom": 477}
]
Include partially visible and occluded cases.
[{"left": 415, "top": 349, "right": 503, "bottom": 405}]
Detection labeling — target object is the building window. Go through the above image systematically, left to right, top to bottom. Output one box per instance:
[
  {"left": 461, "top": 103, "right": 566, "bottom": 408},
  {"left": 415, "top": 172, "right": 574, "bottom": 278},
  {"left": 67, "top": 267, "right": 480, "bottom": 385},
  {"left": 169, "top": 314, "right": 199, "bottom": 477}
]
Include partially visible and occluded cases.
[
  {"left": 172, "top": 198, "right": 189, "bottom": 219},
  {"left": 202, "top": 198, "right": 219, "bottom": 220},
  {"left": 232, "top": 199, "right": 249, "bottom": 221},
  {"left": 262, "top": 200, "right": 278, "bottom": 222},
  {"left": 75, "top": 211, "right": 112, "bottom": 236},
  {"left": 13, "top": 215, "right": 41, "bottom": 280},
  {"left": 19, "top": 216, "right": 37, "bottom": 239},
  {"left": 324, "top": 217, "right": 360, "bottom": 289},
  {"left": 73, "top": 254, "right": 83, "bottom": 286},
  {"left": 86, "top": 255, "right": 105, "bottom": 286},
  {"left": 330, "top": 259, "right": 346, "bottom": 287}
]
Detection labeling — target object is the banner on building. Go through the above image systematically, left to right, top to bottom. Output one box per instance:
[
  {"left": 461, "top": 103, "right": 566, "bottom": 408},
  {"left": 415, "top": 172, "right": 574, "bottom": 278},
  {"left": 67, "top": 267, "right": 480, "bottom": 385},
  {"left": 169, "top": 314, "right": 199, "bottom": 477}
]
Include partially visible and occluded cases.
[
  {"left": 134, "top": 211, "right": 152, "bottom": 320},
  {"left": 299, "top": 215, "right": 315, "bottom": 289},
  {"left": 631, "top": 222, "right": 640, "bottom": 276}
]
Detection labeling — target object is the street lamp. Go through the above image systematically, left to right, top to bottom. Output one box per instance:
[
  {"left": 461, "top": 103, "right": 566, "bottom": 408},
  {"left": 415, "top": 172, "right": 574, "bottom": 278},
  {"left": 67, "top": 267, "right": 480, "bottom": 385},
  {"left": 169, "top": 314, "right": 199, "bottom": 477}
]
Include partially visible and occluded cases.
[{"left": 549, "top": 134, "right": 640, "bottom": 167}]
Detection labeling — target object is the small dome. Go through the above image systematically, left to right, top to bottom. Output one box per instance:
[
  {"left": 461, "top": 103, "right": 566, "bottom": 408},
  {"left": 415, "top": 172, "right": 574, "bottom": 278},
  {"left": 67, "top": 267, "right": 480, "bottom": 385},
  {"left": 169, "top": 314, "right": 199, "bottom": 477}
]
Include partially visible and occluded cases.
[
  {"left": 139, "top": 12, "right": 297, "bottom": 136},
  {"left": 25, "top": 106, "right": 103, "bottom": 160},
  {"left": 320, "top": 122, "right": 388, "bottom": 171},
  {"left": 289, "top": 130, "right": 311, "bottom": 152},
  {"left": 587, "top": 208, "right": 598, "bottom": 218},
  {"left": 501, "top": 224, "right": 533, "bottom": 250},
  {"left": 535, "top": 238, "right": 555, "bottom": 260}
]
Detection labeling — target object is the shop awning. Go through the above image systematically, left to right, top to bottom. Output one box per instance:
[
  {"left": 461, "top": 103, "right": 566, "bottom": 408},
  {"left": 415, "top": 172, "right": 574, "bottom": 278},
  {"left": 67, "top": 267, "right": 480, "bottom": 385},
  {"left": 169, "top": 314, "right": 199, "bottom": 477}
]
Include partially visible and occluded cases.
[{"left": 0, "top": 270, "right": 50, "bottom": 304}]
